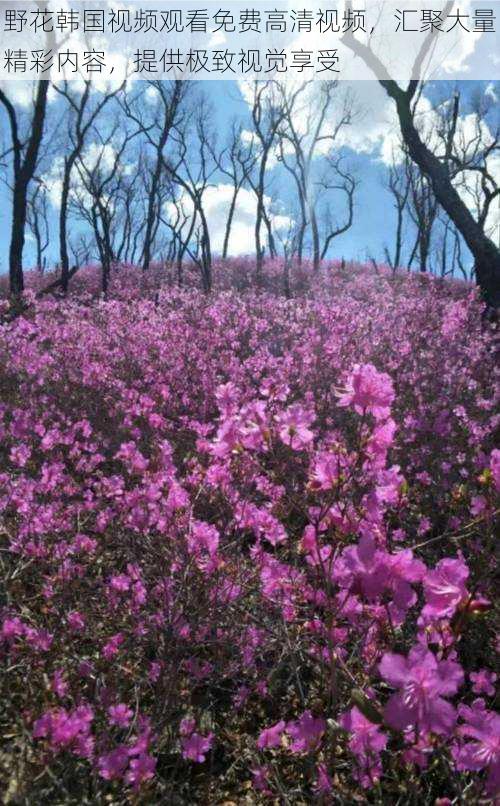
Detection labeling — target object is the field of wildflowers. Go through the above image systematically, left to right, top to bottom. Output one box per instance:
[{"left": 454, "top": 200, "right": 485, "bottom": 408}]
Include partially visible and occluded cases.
[{"left": 0, "top": 261, "right": 498, "bottom": 804}]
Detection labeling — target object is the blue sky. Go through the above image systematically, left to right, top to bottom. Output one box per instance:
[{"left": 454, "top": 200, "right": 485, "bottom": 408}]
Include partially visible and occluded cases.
[{"left": 0, "top": 78, "right": 498, "bottom": 275}]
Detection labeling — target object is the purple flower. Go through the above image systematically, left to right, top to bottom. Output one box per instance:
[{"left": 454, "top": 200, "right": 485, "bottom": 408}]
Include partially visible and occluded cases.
[
  {"left": 338, "top": 363, "right": 395, "bottom": 420},
  {"left": 277, "top": 403, "right": 315, "bottom": 450},
  {"left": 490, "top": 449, "right": 500, "bottom": 491},
  {"left": 187, "top": 520, "right": 219, "bottom": 558},
  {"left": 421, "top": 557, "right": 469, "bottom": 622},
  {"left": 67, "top": 611, "right": 85, "bottom": 632},
  {"left": 1, "top": 616, "right": 25, "bottom": 642},
  {"left": 102, "top": 632, "right": 124, "bottom": 660},
  {"left": 379, "top": 645, "right": 463, "bottom": 736},
  {"left": 51, "top": 669, "right": 68, "bottom": 698},
  {"left": 470, "top": 669, "right": 497, "bottom": 697},
  {"left": 454, "top": 699, "right": 500, "bottom": 796},
  {"left": 108, "top": 703, "right": 134, "bottom": 728},
  {"left": 33, "top": 705, "right": 94, "bottom": 758},
  {"left": 340, "top": 706, "right": 387, "bottom": 788},
  {"left": 286, "top": 711, "right": 325, "bottom": 754},
  {"left": 179, "top": 716, "right": 196, "bottom": 737},
  {"left": 257, "top": 719, "right": 285, "bottom": 750},
  {"left": 181, "top": 732, "right": 213, "bottom": 763},
  {"left": 97, "top": 746, "right": 129, "bottom": 780},
  {"left": 125, "top": 753, "right": 157, "bottom": 789},
  {"left": 314, "top": 762, "right": 333, "bottom": 794},
  {"left": 251, "top": 765, "right": 272, "bottom": 796}
]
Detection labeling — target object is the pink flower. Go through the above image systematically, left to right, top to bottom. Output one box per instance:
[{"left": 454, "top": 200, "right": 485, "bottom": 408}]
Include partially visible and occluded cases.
[
  {"left": 441, "top": 299, "right": 468, "bottom": 338},
  {"left": 338, "top": 363, "right": 395, "bottom": 420},
  {"left": 277, "top": 404, "right": 315, "bottom": 449},
  {"left": 366, "top": 418, "right": 396, "bottom": 465},
  {"left": 115, "top": 441, "right": 149, "bottom": 474},
  {"left": 9, "top": 444, "right": 31, "bottom": 467},
  {"left": 490, "top": 449, "right": 500, "bottom": 491},
  {"left": 310, "top": 450, "right": 343, "bottom": 490},
  {"left": 187, "top": 520, "right": 219, "bottom": 558},
  {"left": 336, "top": 535, "right": 425, "bottom": 625},
  {"left": 421, "top": 557, "right": 469, "bottom": 621},
  {"left": 109, "top": 574, "right": 131, "bottom": 593},
  {"left": 67, "top": 611, "right": 85, "bottom": 632},
  {"left": 1, "top": 616, "right": 26, "bottom": 642},
  {"left": 24, "top": 627, "right": 53, "bottom": 652},
  {"left": 102, "top": 632, "right": 124, "bottom": 660},
  {"left": 379, "top": 645, "right": 463, "bottom": 735},
  {"left": 148, "top": 661, "right": 162, "bottom": 682},
  {"left": 51, "top": 669, "right": 68, "bottom": 698},
  {"left": 470, "top": 669, "right": 497, "bottom": 697},
  {"left": 454, "top": 699, "right": 500, "bottom": 796},
  {"left": 108, "top": 703, "right": 134, "bottom": 728},
  {"left": 33, "top": 706, "right": 94, "bottom": 758},
  {"left": 340, "top": 706, "right": 387, "bottom": 788},
  {"left": 286, "top": 711, "right": 325, "bottom": 754},
  {"left": 179, "top": 717, "right": 196, "bottom": 737},
  {"left": 257, "top": 720, "right": 285, "bottom": 750},
  {"left": 181, "top": 732, "right": 214, "bottom": 763},
  {"left": 97, "top": 746, "right": 129, "bottom": 780},
  {"left": 125, "top": 753, "right": 157, "bottom": 789},
  {"left": 314, "top": 762, "right": 333, "bottom": 794},
  {"left": 251, "top": 765, "right": 273, "bottom": 796}
]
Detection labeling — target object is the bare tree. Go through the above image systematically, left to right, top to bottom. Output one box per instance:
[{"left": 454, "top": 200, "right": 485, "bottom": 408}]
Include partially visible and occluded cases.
[
  {"left": 343, "top": 6, "right": 500, "bottom": 309},
  {"left": 0, "top": 12, "right": 57, "bottom": 298},
  {"left": 0, "top": 80, "right": 52, "bottom": 296},
  {"left": 51, "top": 80, "right": 124, "bottom": 292},
  {"left": 121, "top": 80, "right": 188, "bottom": 272},
  {"left": 278, "top": 81, "right": 355, "bottom": 270},
  {"left": 248, "top": 82, "right": 288, "bottom": 281},
  {"left": 442, "top": 91, "right": 500, "bottom": 241},
  {"left": 161, "top": 96, "right": 217, "bottom": 292},
  {"left": 210, "top": 121, "right": 257, "bottom": 259},
  {"left": 72, "top": 125, "right": 136, "bottom": 294},
  {"left": 317, "top": 155, "right": 357, "bottom": 261},
  {"left": 405, "top": 157, "right": 439, "bottom": 273},
  {"left": 384, "top": 159, "right": 410, "bottom": 271},
  {"left": 26, "top": 179, "right": 50, "bottom": 272},
  {"left": 159, "top": 192, "right": 197, "bottom": 286},
  {"left": 275, "top": 217, "right": 301, "bottom": 299}
]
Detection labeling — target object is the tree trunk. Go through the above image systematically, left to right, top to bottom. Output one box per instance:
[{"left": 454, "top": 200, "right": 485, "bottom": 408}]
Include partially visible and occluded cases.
[
  {"left": 4, "top": 80, "right": 50, "bottom": 298},
  {"left": 59, "top": 157, "right": 75, "bottom": 293},
  {"left": 255, "top": 160, "right": 266, "bottom": 282},
  {"left": 9, "top": 184, "right": 28, "bottom": 295},
  {"left": 223, "top": 188, "right": 238, "bottom": 259},
  {"left": 309, "top": 203, "right": 320, "bottom": 271}
]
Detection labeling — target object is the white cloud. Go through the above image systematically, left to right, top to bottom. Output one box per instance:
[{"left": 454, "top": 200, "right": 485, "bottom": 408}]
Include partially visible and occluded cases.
[
  {"left": 238, "top": 78, "right": 401, "bottom": 166},
  {"left": 0, "top": 81, "right": 36, "bottom": 108},
  {"left": 43, "top": 141, "right": 121, "bottom": 210},
  {"left": 165, "top": 184, "right": 293, "bottom": 256}
]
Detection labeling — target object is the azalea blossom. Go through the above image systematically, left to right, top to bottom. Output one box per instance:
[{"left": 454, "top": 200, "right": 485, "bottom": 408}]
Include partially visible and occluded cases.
[
  {"left": 338, "top": 363, "right": 395, "bottom": 420},
  {"left": 420, "top": 557, "right": 469, "bottom": 622},
  {"left": 379, "top": 646, "right": 463, "bottom": 735},
  {"left": 454, "top": 699, "right": 500, "bottom": 797},
  {"left": 108, "top": 703, "right": 134, "bottom": 729},
  {"left": 340, "top": 706, "right": 387, "bottom": 788},
  {"left": 286, "top": 711, "right": 326, "bottom": 754},
  {"left": 257, "top": 719, "right": 286, "bottom": 750},
  {"left": 181, "top": 732, "right": 214, "bottom": 763}
]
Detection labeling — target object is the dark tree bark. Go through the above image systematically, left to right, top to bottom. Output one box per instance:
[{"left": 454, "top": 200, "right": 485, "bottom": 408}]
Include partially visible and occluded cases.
[{"left": 0, "top": 81, "right": 50, "bottom": 297}]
